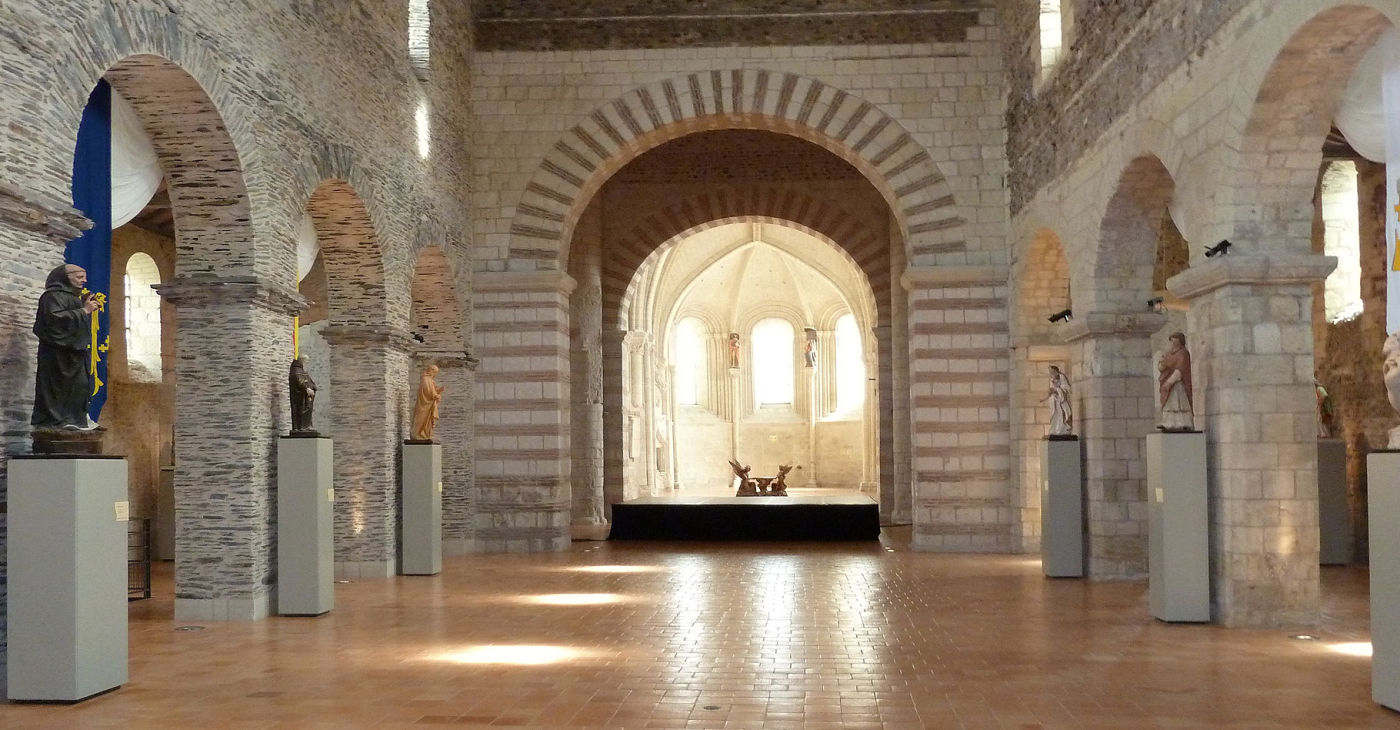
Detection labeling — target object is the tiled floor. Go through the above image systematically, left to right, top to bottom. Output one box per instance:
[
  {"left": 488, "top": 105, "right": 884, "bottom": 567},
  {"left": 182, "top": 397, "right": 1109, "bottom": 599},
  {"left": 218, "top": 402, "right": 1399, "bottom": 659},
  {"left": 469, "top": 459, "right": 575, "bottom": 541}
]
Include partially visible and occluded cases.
[{"left": 2, "top": 529, "right": 1396, "bottom": 729}]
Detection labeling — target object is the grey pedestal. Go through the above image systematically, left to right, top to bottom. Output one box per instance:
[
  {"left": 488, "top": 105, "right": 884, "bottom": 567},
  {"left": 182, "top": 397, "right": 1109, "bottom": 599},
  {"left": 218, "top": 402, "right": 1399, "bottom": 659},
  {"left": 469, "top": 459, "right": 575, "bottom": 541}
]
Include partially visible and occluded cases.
[
  {"left": 1146, "top": 431, "right": 1209, "bottom": 623},
  {"left": 277, "top": 436, "right": 333, "bottom": 616},
  {"left": 1041, "top": 437, "right": 1083, "bottom": 578},
  {"left": 1318, "top": 439, "right": 1351, "bottom": 565},
  {"left": 401, "top": 442, "right": 442, "bottom": 576},
  {"left": 1369, "top": 451, "right": 1400, "bottom": 710},
  {"left": 7, "top": 456, "right": 129, "bottom": 702},
  {"left": 155, "top": 465, "right": 175, "bottom": 562}
]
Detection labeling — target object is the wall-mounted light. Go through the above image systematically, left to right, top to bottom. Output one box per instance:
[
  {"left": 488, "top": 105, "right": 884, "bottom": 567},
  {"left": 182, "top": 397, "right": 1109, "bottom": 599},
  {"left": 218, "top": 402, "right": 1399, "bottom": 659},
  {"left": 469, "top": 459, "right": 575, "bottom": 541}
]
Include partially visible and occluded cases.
[
  {"left": 1204, "top": 240, "right": 1232, "bottom": 258},
  {"left": 1147, "top": 297, "right": 1164, "bottom": 313},
  {"left": 1047, "top": 308, "right": 1073, "bottom": 323}
]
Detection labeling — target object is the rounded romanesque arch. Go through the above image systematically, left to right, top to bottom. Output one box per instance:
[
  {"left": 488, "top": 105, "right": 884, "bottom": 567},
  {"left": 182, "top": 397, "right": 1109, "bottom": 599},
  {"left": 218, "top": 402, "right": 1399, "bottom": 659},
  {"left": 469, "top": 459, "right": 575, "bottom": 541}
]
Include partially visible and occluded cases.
[
  {"left": 1215, "top": 2, "right": 1397, "bottom": 252},
  {"left": 505, "top": 70, "right": 967, "bottom": 271},
  {"left": 1091, "top": 154, "right": 1177, "bottom": 313},
  {"left": 307, "top": 179, "right": 392, "bottom": 329},
  {"left": 608, "top": 187, "right": 890, "bottom": 330},
  {"left": 410, "top": 245, "right": 468, "bottom": 353}
]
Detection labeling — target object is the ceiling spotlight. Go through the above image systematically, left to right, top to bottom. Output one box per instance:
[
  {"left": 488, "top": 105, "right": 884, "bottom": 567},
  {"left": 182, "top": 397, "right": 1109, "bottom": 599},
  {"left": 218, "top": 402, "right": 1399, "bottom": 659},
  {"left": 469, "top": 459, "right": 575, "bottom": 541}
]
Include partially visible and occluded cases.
[
  {"left": 1047, "top": 308, "right": 1073, "bottom": 323},
  {"left": 1290, "top": 634, "right": 1318, "bottom": 641}
]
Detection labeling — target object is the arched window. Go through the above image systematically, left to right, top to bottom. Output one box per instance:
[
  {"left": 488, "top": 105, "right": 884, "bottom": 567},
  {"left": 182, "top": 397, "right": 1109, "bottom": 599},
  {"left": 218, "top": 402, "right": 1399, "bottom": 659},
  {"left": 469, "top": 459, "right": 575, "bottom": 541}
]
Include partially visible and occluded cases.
[
  {"left": 408, "top": 0, "right": 431, "bottom": 159},
  {"left": 1037, "top": 1, "right": 1071, "bottom": 86},
  {"left": 124, "top": 252, "right": 162, "bottom": 382},
  {"left": 835, "top": 314, "right": 865, "bottom": 412},
  {"left": 674, "top": 317, "right": 705, "bottom": 406},
  {"left": 752, "top": 318, "right": 794, "bottom": 405}
]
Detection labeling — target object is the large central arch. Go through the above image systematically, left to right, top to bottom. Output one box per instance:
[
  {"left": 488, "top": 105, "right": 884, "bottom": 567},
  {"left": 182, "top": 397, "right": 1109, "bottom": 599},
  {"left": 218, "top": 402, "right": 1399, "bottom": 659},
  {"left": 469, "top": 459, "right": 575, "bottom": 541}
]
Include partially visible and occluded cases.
[{"left": 502, "top": 70, "right": 967, "bottom": 271}]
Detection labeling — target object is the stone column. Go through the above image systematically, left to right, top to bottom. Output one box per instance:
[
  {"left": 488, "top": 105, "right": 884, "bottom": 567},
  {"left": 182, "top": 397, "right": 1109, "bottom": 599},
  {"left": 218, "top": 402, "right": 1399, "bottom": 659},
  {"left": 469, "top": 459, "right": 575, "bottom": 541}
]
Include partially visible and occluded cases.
[
  {"left": 0, "top": 186, "right": 93, "bottom": 646},
  {"left": 569, "top": 249, "right": 605, "bottom": 529},
  {"left": 1168, "top": 254, "right": 1335, "bottom": 627},
  {"left": 902, "top": 266, "right": 1013, "bottom": 552},
  {"left": 472, "top": 271, "right": 574, "bottom": 552},
  {"left": 156, "top": 277, "right": 306, "bottom": 620},
  {"left": 1058, "top": 312, "right": 1166, "bottom": 579},
  {"left": 321, "top": 324, "right": 413, "bottom": 579},
  {"left": 874, "top": 324, "right": 908, "bottom": 524},
  {"left": 602, "top": 328, "right": 627, "bottom": 512},
  {"left": 862, "top": 345, "right": 878, "bottom": 493},
  {"left": 416, "top": 351, "right": 476, "bottom": 556},
  {"left": 806, "top": 366, "right": 818, "bottom": 487}
]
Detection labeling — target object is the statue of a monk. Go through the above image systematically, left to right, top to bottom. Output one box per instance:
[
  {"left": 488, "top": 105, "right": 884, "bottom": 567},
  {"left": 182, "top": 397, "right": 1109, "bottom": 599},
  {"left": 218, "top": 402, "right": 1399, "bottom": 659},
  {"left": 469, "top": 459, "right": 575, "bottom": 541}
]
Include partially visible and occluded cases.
[
  {"left": 32, "top": 264, "right": 99, "bottom": 430},
  {"left": 1157, "top": 332, "right": 1194, "bottom": 432},
  {"left": 289, "top": 356, "right": 318, "bottom": 435},
  {"left": 411, "top": 364, "right": 445, "bottom": 441}
]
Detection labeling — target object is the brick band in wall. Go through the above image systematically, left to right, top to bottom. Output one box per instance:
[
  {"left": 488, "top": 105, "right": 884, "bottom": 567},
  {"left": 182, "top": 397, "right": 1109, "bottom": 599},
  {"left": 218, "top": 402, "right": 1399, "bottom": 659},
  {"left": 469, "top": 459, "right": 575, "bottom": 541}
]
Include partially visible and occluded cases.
[{"left": 473, "top": 271, "right": 577, "bottom": 552}]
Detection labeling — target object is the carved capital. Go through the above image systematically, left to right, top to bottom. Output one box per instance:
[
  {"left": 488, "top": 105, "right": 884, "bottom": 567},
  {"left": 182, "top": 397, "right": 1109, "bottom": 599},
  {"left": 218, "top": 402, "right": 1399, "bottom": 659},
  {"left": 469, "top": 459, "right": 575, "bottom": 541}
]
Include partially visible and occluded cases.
[
  {"left": 0, "top": 182, "right": 91, "bottom": 244},
  {"left": 1166, "top": 254, "right": 1337, "bottom": 301},
  {"left": 154, "top": 276, "right": 307, "bottom": 316},
  {"left": 1057, "top": 312, "right": 1168, "bottom": 344},
  {"left": 320, "top": 324, "right": 416, "bottom": 352},
  {"left": 414, "top": 349, "right": 479, "bottom": 371}
]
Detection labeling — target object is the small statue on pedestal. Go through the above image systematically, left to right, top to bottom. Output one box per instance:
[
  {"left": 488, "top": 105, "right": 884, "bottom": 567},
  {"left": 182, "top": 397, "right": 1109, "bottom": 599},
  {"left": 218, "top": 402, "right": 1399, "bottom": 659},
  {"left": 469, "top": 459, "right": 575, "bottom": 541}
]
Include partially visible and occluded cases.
[
  {"left": 31, "top": 264, "right": 103, "bottom": 453},
  {"left": 803, "top": 328, "right": 818, "bottom": 368},
  {"left": 729, "top": 332, "right": 741, "bottom": 369},
  {"left": 1157, "top": 332, "right": 1195, "bottom": 432},
  {"left": 1383, "top": 332, "right": 1400, "bottom": 447},
  {"left": 289, "top": 356, "right": 319, "bottom": 435},
  {"left": 411, "top": 363, "right": 445, "bottom": 442},
  {"left": 1043, "top": 365, "right": 1073, "bottom": 437},
  {"left": 1316, "top": 379, "right": 1335, "bottom": 439}
]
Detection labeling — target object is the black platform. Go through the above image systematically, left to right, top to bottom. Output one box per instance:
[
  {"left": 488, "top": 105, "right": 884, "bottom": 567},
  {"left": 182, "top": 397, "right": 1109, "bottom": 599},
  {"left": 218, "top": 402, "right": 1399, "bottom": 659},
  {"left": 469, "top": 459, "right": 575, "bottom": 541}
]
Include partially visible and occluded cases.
[{"left": 609, "top": 495, "right": 881, "bottom": 541}]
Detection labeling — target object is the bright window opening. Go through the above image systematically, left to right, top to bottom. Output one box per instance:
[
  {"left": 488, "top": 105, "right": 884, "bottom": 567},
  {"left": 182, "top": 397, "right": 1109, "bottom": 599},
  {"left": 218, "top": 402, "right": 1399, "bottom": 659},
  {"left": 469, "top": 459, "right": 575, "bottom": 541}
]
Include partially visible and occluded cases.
[
  {"left": 408, "top": 0, "right": 430, "bottom": 80},
  {"left": 1037, "top": 1, "right": 1068, "bottom": 84},
  {"left": 415, "top": 99, "right": 431, "bottom": 160},
  {"left": 1321, "top": 160, "right": 1363, "bottom": 323},
  {"left": 123, "top": 252, "right": 162, "bottom": 383},
  {"left": 836, "top": 314, "right": 866, "bottom": 413},
  {"left": 674, "top": 317, "right": 705, "bottom": 406},
  {"left": 752, "top": 318, "right": 794, "bottom": 405}
]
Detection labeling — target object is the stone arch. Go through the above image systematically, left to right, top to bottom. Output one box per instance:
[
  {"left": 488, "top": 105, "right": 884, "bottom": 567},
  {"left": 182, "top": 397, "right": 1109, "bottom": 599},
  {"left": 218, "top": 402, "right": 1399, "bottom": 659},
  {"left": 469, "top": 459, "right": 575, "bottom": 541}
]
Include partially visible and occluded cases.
[
  {"left": 1216, "top": 2, "right": 1397, "bottom": 252},
  {"left": 103, "top": 54, "right": 257, "bottom": 278},
  {"left": 505, "top": 70, "right": 966, "bottom": 270},
  {"left": 1091, "top": 154, "right": 1177, "bottom": 313},
  {"left": 306, "top": 179, "right": 391, "bottom": 328},
  {"left": 610, "top": 188, "right": 890, "bottom": 330},
  {"left": 1013, "top": 228, "right": 1071, "bottom": 348},
  {"left": 410, "top": 245, "right": 468, "bottom": 353}
]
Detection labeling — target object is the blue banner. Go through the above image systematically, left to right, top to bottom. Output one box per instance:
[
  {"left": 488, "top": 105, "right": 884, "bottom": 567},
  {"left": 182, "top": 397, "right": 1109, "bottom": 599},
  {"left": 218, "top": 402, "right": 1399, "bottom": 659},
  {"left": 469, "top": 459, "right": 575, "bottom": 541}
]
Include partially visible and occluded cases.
[{"left": 67, "top": 80, "right": 112, "bottom": 423}]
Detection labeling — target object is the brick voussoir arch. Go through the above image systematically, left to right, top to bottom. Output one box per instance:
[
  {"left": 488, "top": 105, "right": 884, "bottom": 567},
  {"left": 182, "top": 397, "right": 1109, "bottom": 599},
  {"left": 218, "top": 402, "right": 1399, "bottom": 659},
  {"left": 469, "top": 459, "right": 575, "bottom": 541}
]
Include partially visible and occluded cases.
[
  {"left": 506, "top": 69, "right": 966, "bottom": 271},
  {"left": 605, "top": 188, "right": 890, "bottom": 324}
]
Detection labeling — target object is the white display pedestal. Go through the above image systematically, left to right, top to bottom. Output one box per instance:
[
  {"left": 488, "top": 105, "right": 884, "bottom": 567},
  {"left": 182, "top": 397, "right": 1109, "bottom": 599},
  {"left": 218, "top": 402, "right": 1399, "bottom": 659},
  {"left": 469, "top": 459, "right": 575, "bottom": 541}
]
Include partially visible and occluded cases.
[
  {"left": 1146, "top": 431, "right": 1210, "bottom": 623},
  {"left": 277, "top": 436, "right": 333, "bottom": 616},
  {"left": 1041, "top": 437, "right": 1083, "bottom": 578},
  {"left": 1317, "top": 439, "right": 1351, "bottom": 565},
  {"left": 401, "top": 441, "right": 442, "bottom": 576},
  {"left": 1369, "top": 451, "right": 1400, "bottom": 710},
  {"left": 7, "top": 455, "right": 128, "bottom": 702}
]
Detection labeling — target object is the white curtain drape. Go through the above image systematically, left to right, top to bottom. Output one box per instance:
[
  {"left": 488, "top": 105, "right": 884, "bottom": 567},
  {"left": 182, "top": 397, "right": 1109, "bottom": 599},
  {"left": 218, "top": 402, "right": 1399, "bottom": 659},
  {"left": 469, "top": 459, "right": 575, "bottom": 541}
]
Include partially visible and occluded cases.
[
  {"left": 1336, "top": 28, "right": 1400, "bottom": 163},
  {"left": 110, "top": 88, "right": 162, "bottom": 229},
  {"left": 297, "top": 212, "right": 319, "bottom": 282}
]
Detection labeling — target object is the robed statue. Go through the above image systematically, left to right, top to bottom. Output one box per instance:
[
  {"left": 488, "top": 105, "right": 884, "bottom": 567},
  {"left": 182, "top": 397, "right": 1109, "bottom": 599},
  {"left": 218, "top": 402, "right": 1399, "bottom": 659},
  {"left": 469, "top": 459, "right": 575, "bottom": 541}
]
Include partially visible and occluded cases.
[
  {"left": 32, "top": 264, "right": 99, "bottom": 430},
  {"left": 1157, "top": 332, "right": 1194, "bottom": 432},
  {"left": 1383, "top": 332, "right": 1400, "bottom": 447},
  {"left": 289, "top": 356, "right": 318, "bottom": 435},
  {"left": 411, "top": 364, "right": 445, "bottom": 441},
  {"left": 1043, "top": 365, "right": 1073, "bottom": 437}
]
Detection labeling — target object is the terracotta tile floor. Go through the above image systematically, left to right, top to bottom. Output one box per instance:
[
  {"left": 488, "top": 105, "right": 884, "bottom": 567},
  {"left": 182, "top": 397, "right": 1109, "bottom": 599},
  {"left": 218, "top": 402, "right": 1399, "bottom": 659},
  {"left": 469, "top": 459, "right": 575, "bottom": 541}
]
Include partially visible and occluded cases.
[{"left": 2, "top": 529, "right": 1397, "bottom": 729}]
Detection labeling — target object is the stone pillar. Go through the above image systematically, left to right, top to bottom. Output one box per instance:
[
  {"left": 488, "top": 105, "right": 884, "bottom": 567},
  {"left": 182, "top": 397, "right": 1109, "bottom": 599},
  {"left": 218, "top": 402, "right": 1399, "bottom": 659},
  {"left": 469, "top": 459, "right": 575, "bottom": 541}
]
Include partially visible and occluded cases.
[
  {"left": 0, "top": 186, "right": 92, "bottom": 649},
  {"left": 569, "top": 246, "right": 605, "bottom": 528},
  {"left": 1168, "top": 254, "right": 1335, "bottom": 627},
  {"left": 902, "top": 266, "right": 1013, "bottom": 552},
  {"left": 472, "top": 271, "right": 574, "bottom": 552},
  {"left": 156, "top": 277, "right": 306, "bottom": 620},
  {"left": 1059, "top": 312, "right": 1166, "bottom": 579},
  {"left": 875, "top": 324, "right": 907, "bottom": 524},
  {"left": 321, "top": 325, "right": 413, "bottom": 579},
  {"left": 602, "top": 329, "right": 627, "bottom": 511},
  {"left": 862, "top": 345, "right": 878, "bottom": 493},
  {"left": 416, "top": 351, "right": 476, "bottom": 556},
  {"left": 805, "top": 366, "right": 818, "bottom": 487}
]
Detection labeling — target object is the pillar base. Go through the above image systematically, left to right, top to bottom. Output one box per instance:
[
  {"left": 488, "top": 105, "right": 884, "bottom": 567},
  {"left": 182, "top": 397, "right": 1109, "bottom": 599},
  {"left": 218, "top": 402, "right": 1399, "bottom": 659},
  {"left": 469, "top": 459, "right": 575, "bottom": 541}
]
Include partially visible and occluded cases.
[
  {"left": 1147, "top": 431, "right": 1209, "bottom": 623},
  {"left": 277, "top": 436, "right": 334, "bottom": 616},
  {"left": 1041, "top": 437, "right": 1083, "bottom": 578},
  {"left": 1317, "top": 439, "right": 1351, "bottom": 565},
  {"left": 401, "top": 442, "right": 443, "bottom": 576},
  {"left": 1369, "top": 451, "right": 1400, "bottom": 711},
  {"left": 7, "top": 456, "right": 128, "bottom": 702},
  {"left": 572, "top": 522, "right": 611, "bottom": 541},
  {"left": 175, "top": 596, "right": 272, "bottom": 622}
]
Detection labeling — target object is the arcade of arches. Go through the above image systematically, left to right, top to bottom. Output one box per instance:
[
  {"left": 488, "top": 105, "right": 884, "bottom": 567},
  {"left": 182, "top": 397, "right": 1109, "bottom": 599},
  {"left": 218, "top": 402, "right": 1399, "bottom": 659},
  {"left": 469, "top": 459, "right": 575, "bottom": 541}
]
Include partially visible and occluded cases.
[{"left": 3, "top": 0, "right": 1400, "bottom": 725}]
